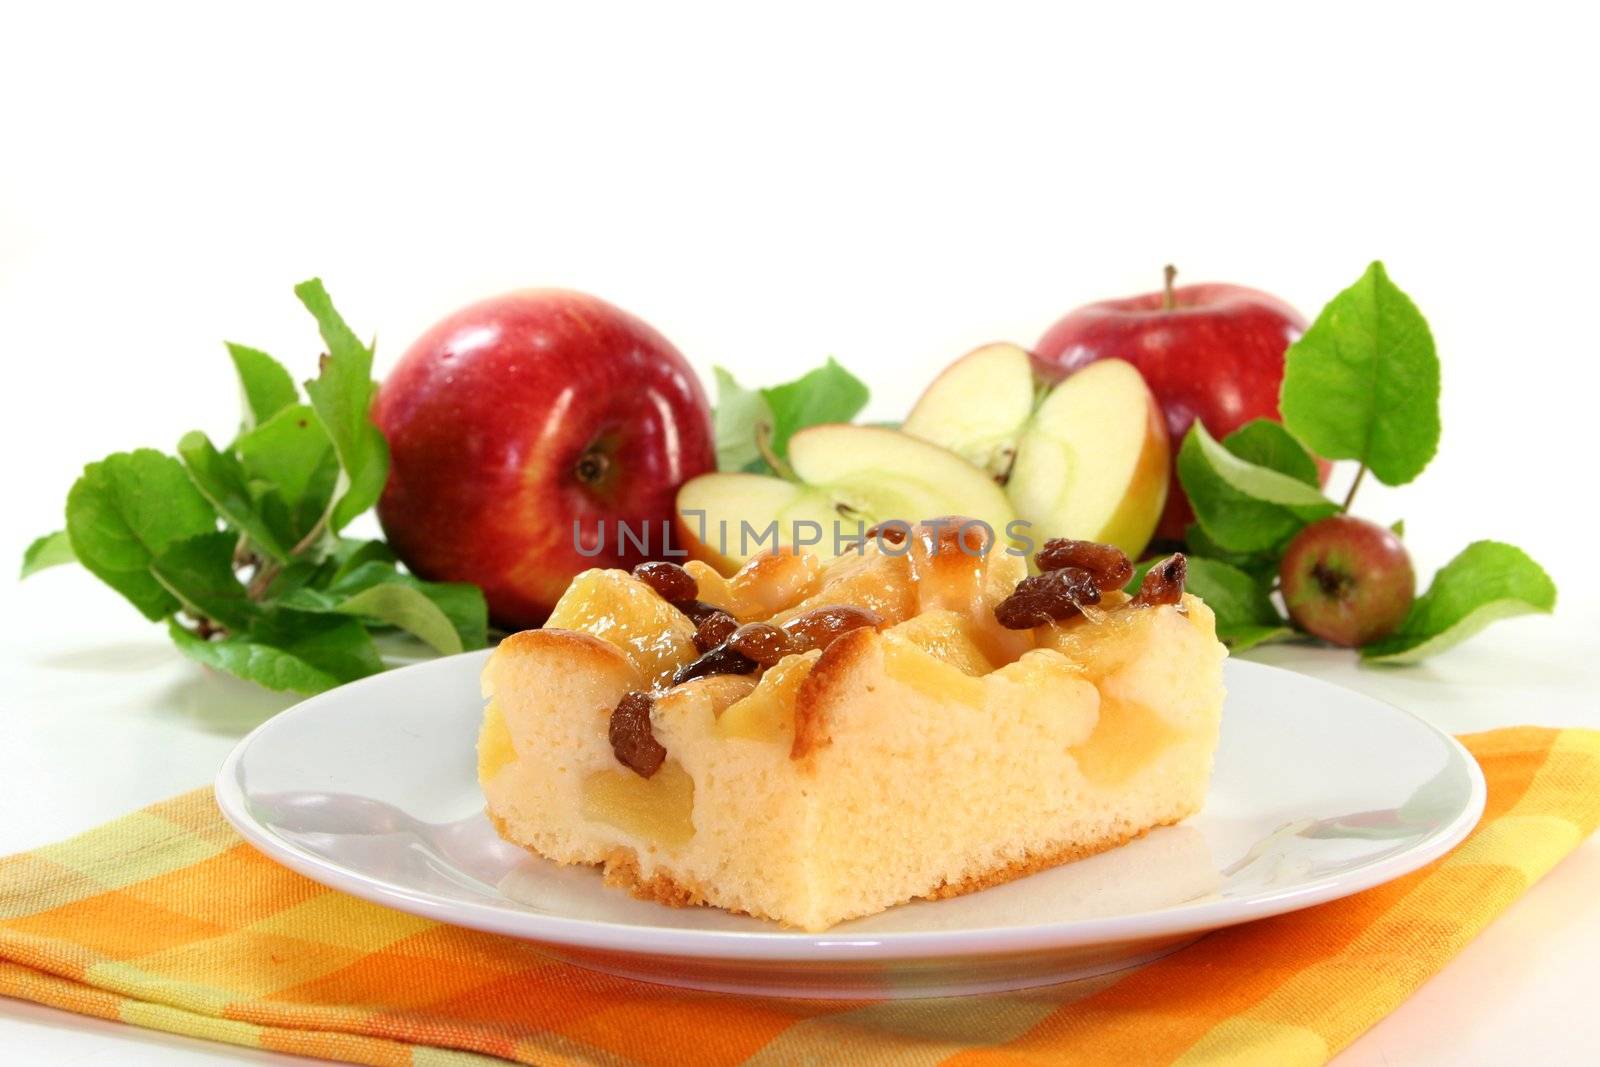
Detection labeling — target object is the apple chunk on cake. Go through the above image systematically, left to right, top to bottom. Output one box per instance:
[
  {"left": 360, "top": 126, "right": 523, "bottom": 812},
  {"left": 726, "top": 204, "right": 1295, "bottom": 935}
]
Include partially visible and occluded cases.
[{"left": 479, "top": 522, "right": 1225, "bottom": 931}]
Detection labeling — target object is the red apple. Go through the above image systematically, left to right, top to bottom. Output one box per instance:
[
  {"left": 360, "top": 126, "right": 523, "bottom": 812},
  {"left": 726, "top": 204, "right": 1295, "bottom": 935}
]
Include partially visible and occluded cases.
[
  {"left": 1034, "top": 268, "right": 1312, "bottom": 542},
  {"left": 375, "top": 290, "right": 715, "bottom": 630},
  {"left": 1279, "top": 516, "right": 1415, "bottom": 647}
]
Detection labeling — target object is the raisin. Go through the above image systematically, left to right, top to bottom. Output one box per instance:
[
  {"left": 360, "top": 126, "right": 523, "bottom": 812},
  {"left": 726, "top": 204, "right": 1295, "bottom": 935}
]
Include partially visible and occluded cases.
[
  {"left": 865, "top": 521, "right": 908, "bottom": 545},
  {"left": 1035, "top": 538, "right": 1133, "bottom": 591},
  {"left": 1132, "top": 553, "right": 1187, "bottom": 607},
  {"left": 633, "top": 561, "right": 697, "bottom": 603},
  {"left": 994, "top": 567, "right": 1103, "bottom": 629},
  {"left": 675, "top": 598, "right": 726, "bottom": 626},
  {"left": 781, "top": 604, "right": 883, "bottom": 653},
  {"left": 693, "top": 609, "right": 738, "bottom": 653},
  {"left": 728, "top": 622, "right": 794, "bottom": 666},
  {"left": 672, "top": 643, "right": 758, "bottom": 686},
  {"left": 608, "top": 690, "right": 666, "bottom": 778}
]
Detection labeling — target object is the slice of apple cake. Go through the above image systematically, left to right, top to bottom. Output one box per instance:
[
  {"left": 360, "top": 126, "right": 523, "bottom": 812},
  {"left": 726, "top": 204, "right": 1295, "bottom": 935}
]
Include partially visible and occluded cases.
[{"left": 479, "top": 520, "right": 1226, "bottom": 931}]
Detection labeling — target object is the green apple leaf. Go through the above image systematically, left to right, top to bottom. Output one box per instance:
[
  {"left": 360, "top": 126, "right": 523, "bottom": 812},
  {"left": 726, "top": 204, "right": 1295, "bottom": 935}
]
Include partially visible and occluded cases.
[
  {"left": 1280, "top": 261, "right": 1441, "bottom": 487},
  {"left": 296, "top": 279, "right": 389, "bottom": 534},
  {"left": 227, "top": 343, "right": 299, "bottom": 432},
  {"left": 761, "top": 357, "right": 870, "bottom": 459},
  {"left": 712, "top": 358, "right": 872, "bottom": 475},
  {"left": 712, "top": 366, "right": 775, "bottom": 473},
  {"left": 233, "top": 403, "right": 339, "bottom": 546},
  {"left": 235, "top": 404, "right": 336, "bottom": 504},
  {"left": 1220, "top": 419, "right": 1321, "bottom": 487},
  {"left": 1194, "top": 421, "right": 1331, "bottom": 507},
  {"left": 1178, "top": 422, "right": 1338, "bottom": 553},
  {"left": 177, "top": 430, "right": 292, "bottom": 562},
  {"left": 65, "top": 450, "right": 219, "bottom": 620},
  {"left": 1391, "top": 518, "right": 1406, "bottom": 538},
  {"left": 1183, "top": 523, "right": 1280, "bottom": 584},
  {"left": 20, "top": 530, "right": 76, "bottom": 578},
  {"left": 148, "top": 531, "right": 257, "bottom": 632},
  {"left": 327, "top": 538, "right": 399, "bottom": 585},
  {"left": 1362, "top": 541, "right": 1557, "bottom": 663},
  {"left": 1129, "top": 555, "right": 1291, "bottom": 651},
  {"left": 1183, "top": 557, "right": 1294, "bottom": 651},
  {"left": 278, "top": 560, "right": 487, "bottom": 653},
  {"left": 327, "top": 561, "right": 485, "bottom": 651},
  {"left": 331, "top": 583, "right": 464, "bottom": 655},
  {"left": 167, "top": 612, "right": 382, "bottom": 693},
  {"left": 1220, "top": 623, "right": 1296, "bottom": 653}
]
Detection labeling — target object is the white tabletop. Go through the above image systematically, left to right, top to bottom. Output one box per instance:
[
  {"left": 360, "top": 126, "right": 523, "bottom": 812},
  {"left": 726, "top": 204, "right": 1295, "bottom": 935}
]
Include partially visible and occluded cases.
[{"left": 2, "top": 565, "right": 1596, "bottom": 1066}]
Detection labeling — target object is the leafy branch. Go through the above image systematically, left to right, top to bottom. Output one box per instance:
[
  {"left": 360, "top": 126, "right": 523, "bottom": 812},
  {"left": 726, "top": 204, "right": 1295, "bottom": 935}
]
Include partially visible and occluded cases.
[
  {"left": 1169, "top": 261, "right": 1554, "bottom": 661},
  {"left": 21, "top": 280, "right": 487, "bottom": 694}
]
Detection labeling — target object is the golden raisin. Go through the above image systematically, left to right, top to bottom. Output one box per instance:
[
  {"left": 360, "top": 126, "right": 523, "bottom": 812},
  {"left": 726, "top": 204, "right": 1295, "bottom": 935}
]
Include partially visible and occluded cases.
[
  {"left": 1036, "top": 539, "right": 1133, "bottom": 591},
  {"left": 1132, "top": 553, "right": 1187, "bottom": 607},
  {"left": 633, "top": 561, "right": 697, "bottom": 603},
  {"left": 994, "top": 567, "right": 1102, "bottom": 629},
  {"left": 781, "top": 604, "right": 883, "bottom": 653},
  {"left": 693, "top": 609, "right": 738, "bottom": 653},
  {"left": 728, "top": 622, "right": 794, "bottom": 666},
  {"left": 608, "top": 690, "right": 666, "bottom": 778}
]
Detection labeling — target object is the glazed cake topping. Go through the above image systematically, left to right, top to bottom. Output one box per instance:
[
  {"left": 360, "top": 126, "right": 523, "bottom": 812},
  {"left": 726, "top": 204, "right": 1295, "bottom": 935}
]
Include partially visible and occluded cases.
[
  {"left": 905, "top": 518, "right": 1032, "bottom": 663},
  {"left": 608, "top": 528, "right": 1190, "bottom": 779}
]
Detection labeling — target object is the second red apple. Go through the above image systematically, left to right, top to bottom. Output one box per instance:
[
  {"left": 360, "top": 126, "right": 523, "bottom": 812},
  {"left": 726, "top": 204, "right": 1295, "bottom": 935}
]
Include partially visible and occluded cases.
[{"left": 1034, "top": 270, "right": 1311, "bottom": 543}]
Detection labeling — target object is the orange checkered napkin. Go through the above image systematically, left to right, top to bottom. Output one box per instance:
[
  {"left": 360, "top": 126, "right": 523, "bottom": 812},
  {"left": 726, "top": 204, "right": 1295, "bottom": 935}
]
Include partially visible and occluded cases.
[{"left": 2, "top": 727, "right": 1598, "bottom": 1067}]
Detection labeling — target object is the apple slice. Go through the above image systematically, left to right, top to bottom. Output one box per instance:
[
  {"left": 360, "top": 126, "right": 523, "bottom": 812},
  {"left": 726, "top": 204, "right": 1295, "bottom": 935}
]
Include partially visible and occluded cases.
[
  {"left": 901, "top": 343, "right": 1038, "bottom": 479},
  {"left": 904, "top": 350, "right": 1169, "bottom": 557},
  {"left": 1007, "top": 360, "right": 1170, "bottom": 556},
  {"left": 676, "top": 425, "right": 1016, "bottom": 569}
]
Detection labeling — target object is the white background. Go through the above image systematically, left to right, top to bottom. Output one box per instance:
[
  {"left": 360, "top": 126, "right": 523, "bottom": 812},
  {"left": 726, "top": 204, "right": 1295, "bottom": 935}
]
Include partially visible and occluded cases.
[{"left": 2, "top": 3, "right": 1597, "bottom": 1065}]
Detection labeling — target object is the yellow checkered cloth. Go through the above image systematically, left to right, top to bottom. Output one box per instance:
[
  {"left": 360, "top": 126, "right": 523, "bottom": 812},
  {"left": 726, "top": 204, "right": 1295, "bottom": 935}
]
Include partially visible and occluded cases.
[{"left": 2, "top": 727, "right": 1597, "bottom": 1066}]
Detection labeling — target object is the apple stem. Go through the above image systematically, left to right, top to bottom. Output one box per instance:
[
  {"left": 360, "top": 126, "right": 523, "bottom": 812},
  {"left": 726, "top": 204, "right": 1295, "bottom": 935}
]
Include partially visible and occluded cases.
[
  {"left": 1162, "top": 264, "right": 1178, "bottom": 311},
  {"left": 754, "top": 421, "right": 798, "bottom": 481},
  {"left": 1341, "top": 463, "right": 1367, "bottom": 512},
  {"left": 245, "top": 559, "right": 279, "bottom": 600}
]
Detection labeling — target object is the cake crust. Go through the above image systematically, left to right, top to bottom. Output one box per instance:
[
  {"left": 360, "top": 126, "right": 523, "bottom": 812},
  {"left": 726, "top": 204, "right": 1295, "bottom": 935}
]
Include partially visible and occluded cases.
[{"left": 567, "top": 815, "right": 1188, "bottom": 927}]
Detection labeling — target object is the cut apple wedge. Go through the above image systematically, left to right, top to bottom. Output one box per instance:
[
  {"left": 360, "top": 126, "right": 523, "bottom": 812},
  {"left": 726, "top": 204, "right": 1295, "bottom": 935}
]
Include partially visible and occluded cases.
[
  {"left": 901, "top": 343, "right": 1039, "bottom": 479},
  {"left": 904, "top": 350, "right": 1169, "bottom": 557},
  {"left": 676, "top": 424, "right": 1016, "bottom": 569}
]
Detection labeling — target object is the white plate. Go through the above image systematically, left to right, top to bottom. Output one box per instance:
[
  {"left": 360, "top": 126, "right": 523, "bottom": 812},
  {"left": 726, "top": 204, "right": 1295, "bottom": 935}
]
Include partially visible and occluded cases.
[{"left": 215, "top": 653, "right": 1484, "bottom": 999}]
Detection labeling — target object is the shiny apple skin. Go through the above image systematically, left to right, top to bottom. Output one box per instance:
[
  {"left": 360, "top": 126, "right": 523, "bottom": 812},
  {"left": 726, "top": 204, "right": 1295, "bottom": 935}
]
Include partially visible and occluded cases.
[
  {"left": 1034, "top": 283, "right": 1309, "bottom": 542},
  {"left": 375, "top": 290, "right": 714, "bottom": 630},
  {"left": 1279, "top": 515, "right": 1416, "bottom": 647}
]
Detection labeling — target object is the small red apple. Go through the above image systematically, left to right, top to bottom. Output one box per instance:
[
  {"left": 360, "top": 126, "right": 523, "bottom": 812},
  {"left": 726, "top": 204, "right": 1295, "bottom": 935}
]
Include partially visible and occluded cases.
[
  {"left": 1034, "top": 267, "right": 1313, "bottom": 542},
  {"left": 375, "top": 290, "right": 715, "bottom": 630},
  {"left": 1279, "top": 516, "right": 1415, "bottom": 647}
]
